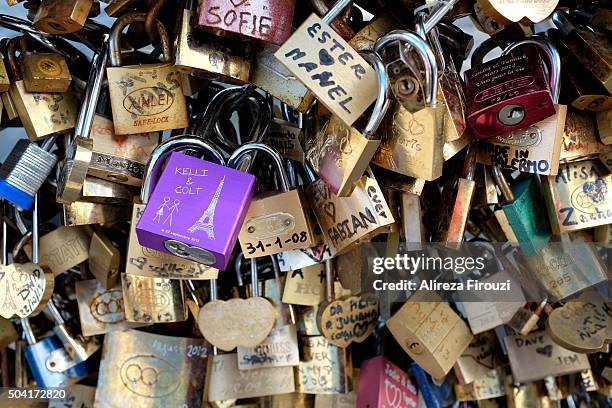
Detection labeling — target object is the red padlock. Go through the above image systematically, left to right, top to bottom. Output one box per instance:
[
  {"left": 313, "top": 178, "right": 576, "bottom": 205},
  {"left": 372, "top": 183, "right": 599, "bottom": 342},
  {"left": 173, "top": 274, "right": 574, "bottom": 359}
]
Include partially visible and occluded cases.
[{"left": 464, "top": 46, "right": 556, "bottom": 139}]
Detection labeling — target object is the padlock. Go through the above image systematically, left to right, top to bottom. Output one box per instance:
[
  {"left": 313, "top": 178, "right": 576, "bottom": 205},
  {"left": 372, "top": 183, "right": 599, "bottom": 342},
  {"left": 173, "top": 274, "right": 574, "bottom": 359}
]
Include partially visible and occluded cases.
[
  {"left": 33, "top": 0, "right": 93, "bottom": 34},
  {"left": 176, "top": 0, "right": 252, "bottom": 83},
  {"left": 197, "top": 0, "right": 296, "bottom": 45},
  {"left": 275, "top": 0, "right": 379, "bottom": 126},
  {"left": 552, "top": 11, "right": 611, "bottom": 95},
  {"left": 106, "top": 12, "right": 188, "bottom": 135},
  {"left": 372, "top": 30, "right": 445, "bottom": 181},
  {"left": 476, "top": 36, "right": 568, "bottom": 176},
  {"left": 6, "top": 37, "right": 77, "bottom": 140},
  {"left": 56, "top": 38, "right": 108, "bottom": 204},
  {"left": 464, "top": 41, "right": 556, "bottom": 139},
  {"left": 19, "top": 48, "right": 72, "bottom": 93},
  {"left": 305, "top": 51, "right": 389, "bottom": 196},
  {"left": 0, "top": 58, "right": 10, "bottom": 92},
  {"left": 1, "top": 92, "right": 18, "bottom": 121},
  {"left": 559, "top": 109, "right": 609, "bottom": 163},
  {"left": 597, "top": 109, "right": 612, "bottom": 145},
  {"left": 88, "top": 114, "right": 160, "bottom": 187},
  {"left": 136, "top": 135, "right": 254, "bottom": 270},
  {"left": 0, "top": 137, "right": 57, "bottom": 211},
  {"left": 230, "top": 143, "right": 314, "bottom": 257},
  {"left": 435, "top": 145, "right": 477, "bottom": 247},
  {"left": 542, "top": 159, "right": 611, "bottom": 234},
  {"left": 306, "top": 167, "right": 395, "bottom": 254},
  {"left": 489, "top": 167, "right": 552, "bottom": 256},
  {"left": 80, "top": 175, "right": 134, "bottom": 203},
  {"left": 0, "top": 198, "right": 54, "bottom": 319},
  {"left": 61, "top": 200, "right": 132, "bottom": 226},
  {"left": 23, "top": 225, "right": 90, "bottom": 277},
  {"left": 88, "top": 226, "right": 120, "bottom": 289},
  {"left": 520, "top": 233, "right": 608, "bottom": 302},
  {"left": 198, "top": 254, "right": 276, "bottom": 351},
  {"left": 236, "top": 256, "right": 299, "bottom": 370},
  {"left": 316, "top": 259, "right": 378, "bottom": 348},
  {"left": 282, "top": 262, "right": 326, "bottom": 306},
  {"left": 122, "top": 272, "right": 187, "bottom": 323},
  {"left": 75, "top": 279, "right": 146, "bottom": 337},
  {"left": 386, "top": 299, "right": 473, "bottom": 379},
  {"left": 507, "top": 299, "right": 549, "bottom": 336},
  {"left": 45, "top": 300, "right": 100, "bottom": 363},
  {"left": 21, "top": 318, "right": 89, "bottom": 388},
  {"left": 94, "top": 329, "right": 208, "bottom": 407},
  {"left": 504, "top": 330, "right": 591, "bottom": 383},
  {"left": 454, "top": 331, "right": 500, "bottom": 385},
  {"left": 295, "top": 334, "right": 353, "bottom": 394},
  {"left": 207, "top": 352, "right": 295, "bottom": 401},
  {"left": 357, "top": 356, "right": 418, "bottom": 408},
  {"left": 48, "top": 384, "right": 96, "bottom": 408}
]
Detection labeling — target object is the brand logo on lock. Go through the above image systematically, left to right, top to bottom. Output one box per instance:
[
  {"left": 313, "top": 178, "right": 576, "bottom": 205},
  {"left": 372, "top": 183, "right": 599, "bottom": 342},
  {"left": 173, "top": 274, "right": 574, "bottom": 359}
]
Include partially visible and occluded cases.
[
  {"left": 37, "top": 58, "right": 62, "bottom": 77},
  {"left": 123, "top": 87, "right": 175, "bottom": 116},
  {"left": 134, "top": 288, "right": 171, "bottom": 308},
  {"left": 90, "top": 289, "right": 125, "bottom": 324},
  {"left": 120, "top": 355, "right": 180, "bottom": 397}
]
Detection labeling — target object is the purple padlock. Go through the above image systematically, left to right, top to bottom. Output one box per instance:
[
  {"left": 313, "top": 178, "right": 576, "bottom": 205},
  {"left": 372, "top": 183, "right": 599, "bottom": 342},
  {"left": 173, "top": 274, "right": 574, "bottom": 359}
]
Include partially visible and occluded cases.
[{"left": 136, "top": 136, "right": 255, "bottom": 270}]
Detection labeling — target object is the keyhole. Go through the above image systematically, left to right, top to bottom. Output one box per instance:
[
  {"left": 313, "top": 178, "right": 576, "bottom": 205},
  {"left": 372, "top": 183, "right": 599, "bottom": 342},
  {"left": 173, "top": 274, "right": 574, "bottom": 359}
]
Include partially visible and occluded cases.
[{"left": 498, "top": 104, "right": 525, "bottom": 126}]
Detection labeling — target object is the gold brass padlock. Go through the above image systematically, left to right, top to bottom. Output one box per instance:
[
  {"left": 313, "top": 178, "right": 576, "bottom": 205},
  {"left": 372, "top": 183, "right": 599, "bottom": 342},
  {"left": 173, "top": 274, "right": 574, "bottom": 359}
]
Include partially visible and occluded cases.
[
  {"left": 33, "top": 0, "right": 93, "bottom": 34},
  {"left": 107, "top": 13, "right": 188, "bottom": 135},
  {"left": 372, "top": 31, "right": 445, "bottom": 181},
  {"left": 6, "top": 37, "right": 77, "bottom": 140},
  {"left": 305, "top": 51, "right": 389, "bottom": 197},
  {"left": 20, "top": 52, "right": 72, "bottom": 93},
  {"left": 0, "top": 58, "right": 10, "bottom": 92},
  {"left": 61, "top": 201, "right": 132, "bottom": 226},
  {"left": 88, "top": 227, "right": 121, "bottom": 290},
  {"left": 121, "top": 273, "right": 187, "bottom": 323},
  {"left": 75, "top": 279, "right": 146, "bottom": 336},
  {"left": 386, "top": 299, "right": 473, "bottom": 379},
  {"left": 94, "top": 329, "right": 208, "bottom": 407},
  {"left": 295, "top": 335, "right": 353, "bottom": 394}
]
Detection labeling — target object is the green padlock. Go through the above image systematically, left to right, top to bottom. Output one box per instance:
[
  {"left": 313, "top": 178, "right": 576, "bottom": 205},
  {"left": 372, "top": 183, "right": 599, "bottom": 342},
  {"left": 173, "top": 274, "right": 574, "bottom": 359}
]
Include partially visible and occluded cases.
[{"left": 491, "top": 167, "right": 552, "bottom": 256}]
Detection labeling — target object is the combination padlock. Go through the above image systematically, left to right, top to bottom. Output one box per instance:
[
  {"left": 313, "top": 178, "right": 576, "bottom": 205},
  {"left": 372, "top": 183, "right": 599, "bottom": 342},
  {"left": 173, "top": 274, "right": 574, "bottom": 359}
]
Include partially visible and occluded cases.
[
  {"left": 136, "top": 135, "right": 254, "bottom": 270},
  {"left": 21, "top": 318, "right": 90, "bottom": 388}
]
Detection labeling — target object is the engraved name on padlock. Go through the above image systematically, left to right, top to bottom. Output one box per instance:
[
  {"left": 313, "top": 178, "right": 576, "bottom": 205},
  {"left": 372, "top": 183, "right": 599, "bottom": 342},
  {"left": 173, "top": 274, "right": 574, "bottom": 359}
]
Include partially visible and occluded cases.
[{"left": 357, "top": 356, "right": 418, "bottom": 408}]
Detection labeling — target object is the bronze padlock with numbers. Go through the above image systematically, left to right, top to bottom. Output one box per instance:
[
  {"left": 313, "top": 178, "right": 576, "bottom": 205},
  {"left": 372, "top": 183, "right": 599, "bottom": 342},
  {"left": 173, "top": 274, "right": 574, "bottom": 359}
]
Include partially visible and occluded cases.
[
  {"left": 106, "top": 12, "right": 188, "bottom": 135},
  {"left": 6, "top": 37, "right": 77, "bottom": 140}
]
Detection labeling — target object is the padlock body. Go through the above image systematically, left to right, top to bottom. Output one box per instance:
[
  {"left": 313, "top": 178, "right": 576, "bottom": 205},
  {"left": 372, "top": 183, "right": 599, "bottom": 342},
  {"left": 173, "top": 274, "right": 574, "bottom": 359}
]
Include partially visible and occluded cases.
[
  {"left": 33, "top": 0, "right": 92, "bottom": 34},
  {"left": 197, "top": 0, "right": 295, "bottom": 45},
  {"left": 176, "top": 9, "right": 251, "bottom": 83},
  {"left": 464, "top": 48, "right": 556, "bottom": 139},
  {"left": 20, "top": 53, "right": 72, "bottom": 93},
  {"left": 0, "top": 59, "right": 9, "bottom": 92},
  {"left": 107, "top": 63, "right": 188, "bottom": 135},
  {"left": 9, "top": 80, "right": 78, "bottom": 140},
  {"left": 89, "top": 115, "right": 159, "bottom": 186},
  {"left": 307, "top": 115, "right": 381, "bottom": 197},
  {"left": 0, "top": 139, "right": 57, "bottom": 210},
  {"left": 136, "top": 152, "right": 255, "bottom": 270},
  {"left": 501, "top": 177, "right": 551, "bottom": 256},
  {"left": 239, "top": 189, "right": 314, "bottom": 258},
  {"left": 24, "top": 336, "right": 89, "bottom": 388},
  {"left": 357, "top": 356, "right": 418, "bottom": 408}
]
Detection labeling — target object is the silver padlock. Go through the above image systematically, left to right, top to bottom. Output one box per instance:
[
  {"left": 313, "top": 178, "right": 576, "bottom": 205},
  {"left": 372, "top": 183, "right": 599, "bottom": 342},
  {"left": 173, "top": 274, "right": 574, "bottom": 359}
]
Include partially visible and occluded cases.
[{"left": 0, "top": 136, "right": 57, "bottom": 211}]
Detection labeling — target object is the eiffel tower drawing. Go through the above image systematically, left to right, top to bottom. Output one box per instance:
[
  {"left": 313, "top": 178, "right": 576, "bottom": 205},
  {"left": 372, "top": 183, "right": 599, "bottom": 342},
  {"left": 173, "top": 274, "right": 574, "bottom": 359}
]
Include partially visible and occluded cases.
[{"left": 187, "top": 176, "right": 225, "bottom": 239}]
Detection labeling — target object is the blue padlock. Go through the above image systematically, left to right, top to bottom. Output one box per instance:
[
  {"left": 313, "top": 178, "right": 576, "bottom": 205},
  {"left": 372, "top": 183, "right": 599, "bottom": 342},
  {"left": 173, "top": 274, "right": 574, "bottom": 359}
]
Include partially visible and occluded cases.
[{"left": 21, "top": 319, "right": 90, "bottom": 388}]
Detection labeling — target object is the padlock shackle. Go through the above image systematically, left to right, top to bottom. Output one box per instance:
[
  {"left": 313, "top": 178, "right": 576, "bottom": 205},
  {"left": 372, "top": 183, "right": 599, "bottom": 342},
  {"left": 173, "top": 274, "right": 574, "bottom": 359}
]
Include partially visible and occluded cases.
[
  {"left": 145, "top": 0, "right": 168, "bottom": 40},
  {"left": 322, "top": 0, "right": 352, "bottom": 25},
  {"left": 416, "top": 0, "right": 459, "bottom": 34},
  {"left": 109, "top": 12, "right": 171, "bottom": 67},
  {"left": 415, "top": 13, "right": 446, "bottom": 73},
  {"left": 374, "top": 30, "right": 438, "bottom": 107},
  {"left": 6, "top": 36, "right": 26, "bottom": 81},
  {"left": 74, "top": 36, "right": 109, "bottom": 141},
  {"left": 502, "top": 36, "right": 561, "bottom": 103},
  {"left": 360, "top": 51, "right": 390, "bottom": 138},
  {"left": 141, "top": 136, "right": 226, "bottom": 204},
  {"left": 227, "top": 143, "right": 291, "bottom": 192},
  {"left": 462, "top": 145, "right": 476, "bottom": 181},
  {"left": 490, "top": 166, "right": 515, "bottom": 204},
  {"left": 250, "top": 258, "right": 259, "bottom": 297},
  {"left": 324, "top": 258, "right": 334, "bottom": 302},
  {"left": 46, "top": 301, "right": 65, "bottom": 325},
  {"left": 20, "top": 318, "right": 36, "bottom": 345}
]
